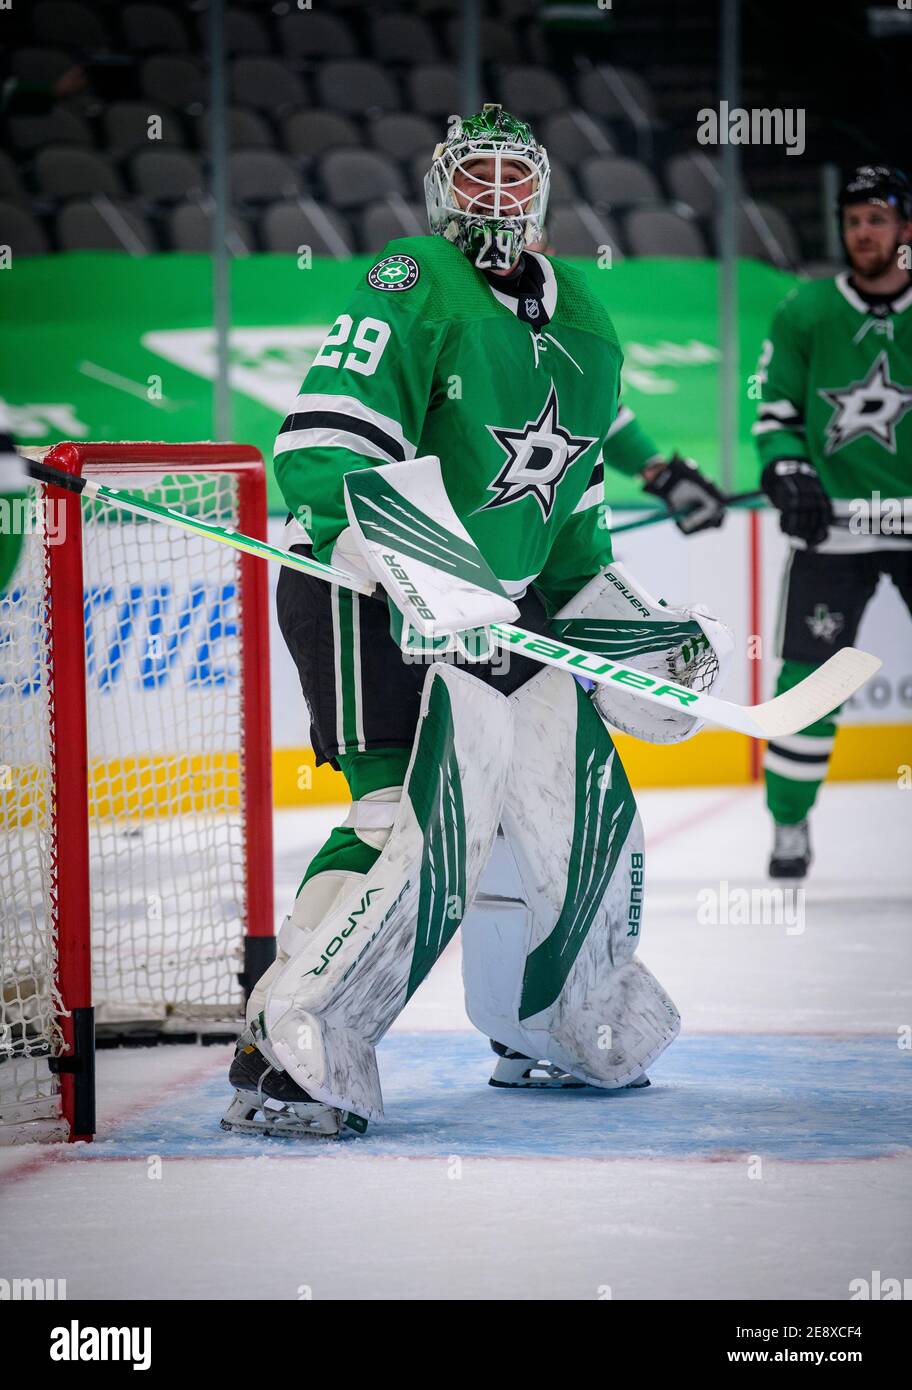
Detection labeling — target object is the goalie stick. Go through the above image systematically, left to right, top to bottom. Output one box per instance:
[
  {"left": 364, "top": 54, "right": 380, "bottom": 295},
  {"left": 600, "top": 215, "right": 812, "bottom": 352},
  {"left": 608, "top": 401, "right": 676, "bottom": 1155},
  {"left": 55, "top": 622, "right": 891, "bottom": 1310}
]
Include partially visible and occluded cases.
[{"left": 25, "top": 454, "right": 880, "bottom": 740}]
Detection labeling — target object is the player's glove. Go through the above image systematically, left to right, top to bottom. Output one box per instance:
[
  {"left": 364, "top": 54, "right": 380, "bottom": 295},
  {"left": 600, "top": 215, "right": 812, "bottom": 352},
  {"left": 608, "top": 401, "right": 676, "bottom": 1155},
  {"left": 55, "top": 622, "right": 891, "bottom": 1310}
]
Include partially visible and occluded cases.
[
  {"left": 642, "top": 454, "right": 726, "bottom": 534},
  {"left": 761, "top": 458, "right": 832, "bottom": 547}
]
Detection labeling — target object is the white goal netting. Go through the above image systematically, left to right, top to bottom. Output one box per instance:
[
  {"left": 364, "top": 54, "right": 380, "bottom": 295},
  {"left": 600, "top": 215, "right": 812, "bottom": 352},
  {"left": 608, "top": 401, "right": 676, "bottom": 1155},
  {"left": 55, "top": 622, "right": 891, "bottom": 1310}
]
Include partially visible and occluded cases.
[{"left": 1, "top": 456, "right": 260, "bottom": 1139}]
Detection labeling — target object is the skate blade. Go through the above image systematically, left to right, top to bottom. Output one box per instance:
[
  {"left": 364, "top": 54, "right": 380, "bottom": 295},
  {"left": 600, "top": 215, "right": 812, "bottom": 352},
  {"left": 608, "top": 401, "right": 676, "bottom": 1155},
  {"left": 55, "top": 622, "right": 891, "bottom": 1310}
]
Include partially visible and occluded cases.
[
  {"left": 489, "top": 1059, "right": 586, "bottom": 1089},
  {"left": 489, "top": 1072, "right": 651, "bottom": 1091},
  {"left": 489, "top": 1077, "right": 586, "bottom": 1088},
  {"left": 220, "top": 1091, "right": 342, "bottom": 1139}
]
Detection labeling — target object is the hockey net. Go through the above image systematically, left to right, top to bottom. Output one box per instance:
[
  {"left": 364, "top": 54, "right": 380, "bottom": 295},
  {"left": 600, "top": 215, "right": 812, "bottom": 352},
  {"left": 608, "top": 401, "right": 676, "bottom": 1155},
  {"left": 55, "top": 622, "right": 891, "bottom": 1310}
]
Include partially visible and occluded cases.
[{"left": 0, "top": 443, "right": 274, "bottom": 1143}]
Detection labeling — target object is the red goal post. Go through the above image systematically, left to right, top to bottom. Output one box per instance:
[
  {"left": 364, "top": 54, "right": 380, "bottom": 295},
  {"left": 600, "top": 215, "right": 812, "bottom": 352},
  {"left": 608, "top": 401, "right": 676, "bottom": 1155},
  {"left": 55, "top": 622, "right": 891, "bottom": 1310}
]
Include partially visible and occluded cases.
[{"left": 0, "top": 442, "right": 275, "bottom": 1143}]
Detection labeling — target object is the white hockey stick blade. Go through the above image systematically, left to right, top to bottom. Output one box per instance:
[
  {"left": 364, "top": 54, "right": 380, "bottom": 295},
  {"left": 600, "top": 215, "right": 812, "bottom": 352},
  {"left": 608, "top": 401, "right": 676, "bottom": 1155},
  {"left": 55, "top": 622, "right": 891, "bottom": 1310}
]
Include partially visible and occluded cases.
[
  {"left": 489, "top": 625, "right": 881, "bottom": 739},
  {"left": 690, "top": 647, "right": 882, "bottom": 739}
]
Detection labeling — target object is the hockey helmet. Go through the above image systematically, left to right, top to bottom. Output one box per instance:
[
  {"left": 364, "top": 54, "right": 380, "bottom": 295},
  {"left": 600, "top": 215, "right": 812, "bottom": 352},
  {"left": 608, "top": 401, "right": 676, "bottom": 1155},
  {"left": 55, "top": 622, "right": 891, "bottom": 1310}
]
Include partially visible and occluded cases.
[{"left": 837, "top": 165, "right": 912, "bottom": 221}]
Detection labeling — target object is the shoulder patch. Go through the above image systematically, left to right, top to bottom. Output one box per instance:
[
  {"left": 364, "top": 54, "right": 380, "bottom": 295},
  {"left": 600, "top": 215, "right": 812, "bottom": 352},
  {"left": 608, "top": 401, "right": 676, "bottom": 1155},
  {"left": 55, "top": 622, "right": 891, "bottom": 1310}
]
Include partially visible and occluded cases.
[{"left": 367, "top": 254, "right": 420, "bottom": 292}]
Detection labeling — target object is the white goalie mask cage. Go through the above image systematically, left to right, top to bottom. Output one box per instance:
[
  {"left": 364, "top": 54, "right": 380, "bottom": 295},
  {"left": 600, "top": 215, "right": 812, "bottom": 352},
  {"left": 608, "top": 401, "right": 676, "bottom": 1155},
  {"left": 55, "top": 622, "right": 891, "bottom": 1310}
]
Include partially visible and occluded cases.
[{"left": 424, "top": 105, "right": 551, "bottom": 269}]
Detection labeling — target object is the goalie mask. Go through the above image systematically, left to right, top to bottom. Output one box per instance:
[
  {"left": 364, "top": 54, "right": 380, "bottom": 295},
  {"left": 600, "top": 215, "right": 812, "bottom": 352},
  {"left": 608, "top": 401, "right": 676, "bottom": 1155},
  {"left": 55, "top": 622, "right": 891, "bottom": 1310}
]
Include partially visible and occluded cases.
[{"left": 424, "top": 103, "right": 550, "bottom": 271}]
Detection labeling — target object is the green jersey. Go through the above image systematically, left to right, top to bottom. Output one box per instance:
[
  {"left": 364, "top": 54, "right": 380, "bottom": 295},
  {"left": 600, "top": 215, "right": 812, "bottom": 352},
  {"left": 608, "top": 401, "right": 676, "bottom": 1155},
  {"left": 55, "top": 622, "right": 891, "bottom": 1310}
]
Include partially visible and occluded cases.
[
  {"left": 275, "top": 235, "right": 624, "bottom": 614},
  {"left": 754, "top": 272, "right": 912, "bottom": 505},
  {"left": 600, "top": 403, "right": 662, "bottom": 478}
]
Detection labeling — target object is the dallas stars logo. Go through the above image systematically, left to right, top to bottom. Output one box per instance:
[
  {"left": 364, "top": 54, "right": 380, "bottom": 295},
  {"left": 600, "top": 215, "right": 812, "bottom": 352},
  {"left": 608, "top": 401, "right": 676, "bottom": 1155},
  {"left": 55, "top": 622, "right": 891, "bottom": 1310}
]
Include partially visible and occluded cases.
[
  {"left": 367, "top": 255, "right": 420, "bottom": 292},
  {"left": 818, "top": 351, "right": 912, "bottom": 455},
  {"left": 481, "top": 384, "right": 596, "bottom": 521},
  {"left": 805, "top": 604, "right": 844, "bottom": 644}
]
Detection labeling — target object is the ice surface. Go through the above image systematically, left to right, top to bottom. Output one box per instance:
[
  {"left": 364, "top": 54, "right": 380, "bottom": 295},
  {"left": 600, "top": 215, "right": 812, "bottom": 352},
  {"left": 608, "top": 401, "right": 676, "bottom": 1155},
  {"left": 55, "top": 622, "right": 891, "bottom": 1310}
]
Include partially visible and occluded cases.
[{"left": 1, "top": 782, "right": 910, "bottom": 1299}]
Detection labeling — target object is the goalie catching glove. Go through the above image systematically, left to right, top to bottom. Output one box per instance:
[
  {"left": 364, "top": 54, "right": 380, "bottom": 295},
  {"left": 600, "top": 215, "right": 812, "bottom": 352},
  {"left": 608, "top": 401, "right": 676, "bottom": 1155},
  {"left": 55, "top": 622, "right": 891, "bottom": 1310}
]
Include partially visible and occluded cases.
[{"left": 551, "top": 562, "right": 734, "bottom": 743}]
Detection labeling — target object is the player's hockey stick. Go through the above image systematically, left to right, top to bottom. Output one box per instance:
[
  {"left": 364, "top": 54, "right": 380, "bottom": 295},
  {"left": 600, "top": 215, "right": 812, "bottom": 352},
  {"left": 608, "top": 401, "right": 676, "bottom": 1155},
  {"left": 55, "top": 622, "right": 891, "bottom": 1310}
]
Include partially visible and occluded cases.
[
  {"left": 25, "top": 455, "right": 376, "bottom": 595},
  {"left": 26, "top": 457, "right": 879, "bottom": 739},
  {"left": 610, "top": 489, "right": 764, "bottom": 535}
]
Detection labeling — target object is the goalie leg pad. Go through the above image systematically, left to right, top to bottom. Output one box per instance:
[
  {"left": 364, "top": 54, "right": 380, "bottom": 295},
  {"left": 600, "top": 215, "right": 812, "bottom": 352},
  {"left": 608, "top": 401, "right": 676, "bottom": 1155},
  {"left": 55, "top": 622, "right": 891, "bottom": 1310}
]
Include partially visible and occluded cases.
[
  {"left": 260, "top": 664, "right": 513, "bottom": 1120},
  {"left": 461, "top": 666, "right": 680, "bottom": 1088},
  {"left": 460, "top": 829, "right": 534, "bottom": 1057},
  {"left": 245, "top": 868, "right": 369, "bottom": 1027}
]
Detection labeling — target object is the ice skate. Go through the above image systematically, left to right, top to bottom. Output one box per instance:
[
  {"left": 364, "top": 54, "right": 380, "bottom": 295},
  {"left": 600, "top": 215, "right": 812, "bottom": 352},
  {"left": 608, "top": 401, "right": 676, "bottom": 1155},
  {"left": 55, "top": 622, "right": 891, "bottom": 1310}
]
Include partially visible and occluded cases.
[
  {"left": 769, "top": 819, "right": 812, "bottom": 879},
  {"left": 221, "top": 1035, "right": 363, "bottom": 1138},
  {"left": 488, "top": 1040, "right": 650, "bottom": 1090}
]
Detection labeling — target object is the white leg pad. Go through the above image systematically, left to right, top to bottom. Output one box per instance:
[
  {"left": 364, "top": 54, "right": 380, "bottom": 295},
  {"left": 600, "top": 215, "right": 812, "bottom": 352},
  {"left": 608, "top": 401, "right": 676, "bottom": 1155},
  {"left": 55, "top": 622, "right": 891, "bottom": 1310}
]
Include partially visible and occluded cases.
[
  {"left": 262, "top": 663, "right": 513, "bottom": 1120},
  {"left": 462, "top": 664, "right": 680, "bottom": 1087},
  {"left": 461, "top": 832, "right": 534, "bottom": 1055},
  {"left": 245, "top": 870, "right": 366, "bottom": 1025}
]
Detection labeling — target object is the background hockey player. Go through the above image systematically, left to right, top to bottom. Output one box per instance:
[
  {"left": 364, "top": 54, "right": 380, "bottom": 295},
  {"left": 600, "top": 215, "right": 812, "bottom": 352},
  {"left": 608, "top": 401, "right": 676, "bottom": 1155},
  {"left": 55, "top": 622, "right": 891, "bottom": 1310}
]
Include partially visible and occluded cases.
[
  {"left": 224, "top": 105, "right": 731, "bottom": 1137},
  {"left": 756, "top": 165, "right": 912, "bottom": 877}
]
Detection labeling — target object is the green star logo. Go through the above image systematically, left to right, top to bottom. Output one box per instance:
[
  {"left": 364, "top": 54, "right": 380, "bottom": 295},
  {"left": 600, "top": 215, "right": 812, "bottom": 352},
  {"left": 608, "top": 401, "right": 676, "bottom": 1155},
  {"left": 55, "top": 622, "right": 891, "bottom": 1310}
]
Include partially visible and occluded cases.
[
  {"left": 367, "top": 254, "right": 420, "bottom": 292},
  {"left": 378, "top": 261, "right": 408, "bottom": 283}
]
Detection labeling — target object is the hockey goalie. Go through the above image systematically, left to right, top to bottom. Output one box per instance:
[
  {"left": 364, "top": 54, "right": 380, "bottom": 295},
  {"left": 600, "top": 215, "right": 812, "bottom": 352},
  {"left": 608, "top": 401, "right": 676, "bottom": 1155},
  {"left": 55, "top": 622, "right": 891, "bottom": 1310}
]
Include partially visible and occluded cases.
[{"left": 222, "top": 104, "right": 734, "bottom": 1138}]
